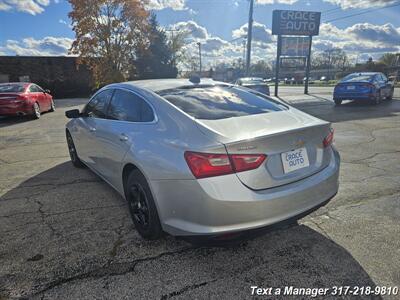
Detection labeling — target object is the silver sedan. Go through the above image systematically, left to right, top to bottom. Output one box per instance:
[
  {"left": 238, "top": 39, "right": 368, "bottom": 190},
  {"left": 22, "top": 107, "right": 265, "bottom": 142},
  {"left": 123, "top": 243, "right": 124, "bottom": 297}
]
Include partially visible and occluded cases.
[{"left": 65, "top": 78, "right": 340, "bottom": 240}]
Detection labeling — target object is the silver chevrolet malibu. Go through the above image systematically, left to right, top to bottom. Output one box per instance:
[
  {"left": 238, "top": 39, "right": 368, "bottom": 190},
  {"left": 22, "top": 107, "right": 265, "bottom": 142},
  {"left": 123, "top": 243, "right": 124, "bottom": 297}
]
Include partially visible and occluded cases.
[{"left": 65, "top": 78, "right": 340, "bottom": 240}]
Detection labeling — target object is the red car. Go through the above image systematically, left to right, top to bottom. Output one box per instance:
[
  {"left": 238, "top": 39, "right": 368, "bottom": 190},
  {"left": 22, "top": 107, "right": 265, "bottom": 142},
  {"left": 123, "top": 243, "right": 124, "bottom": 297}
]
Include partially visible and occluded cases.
[{"left": 0, "top": 82, "right": 55, "bottom": 119}]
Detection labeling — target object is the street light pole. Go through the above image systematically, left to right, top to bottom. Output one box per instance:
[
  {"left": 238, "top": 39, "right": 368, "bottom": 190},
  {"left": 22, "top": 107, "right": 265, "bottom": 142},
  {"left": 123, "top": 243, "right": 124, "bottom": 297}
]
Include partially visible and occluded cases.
[
  {"left": 245, "top": 0, "right": 254, "bottom": 76},
  {"left": 197, "top": 42, "right": 202, "bottom": 75}
]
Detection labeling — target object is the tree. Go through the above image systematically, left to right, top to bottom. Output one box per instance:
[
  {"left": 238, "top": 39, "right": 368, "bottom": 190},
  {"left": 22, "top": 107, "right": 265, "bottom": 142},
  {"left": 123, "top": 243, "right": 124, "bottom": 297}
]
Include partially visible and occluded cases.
[
  {"left": 68, "top": 0, "right": 149, "bottom": 88},
  {"left": 133, "top": 13, "right": 177, "bottom": 79},
  {"left": 312, "top": 48, "right": 349, "bottom": 70},
  {"left": 379, "top": 53, "right": 399, "bottom": 67},
  {"left": 250, "top": 60, "right": 272, "bottom": 77}
]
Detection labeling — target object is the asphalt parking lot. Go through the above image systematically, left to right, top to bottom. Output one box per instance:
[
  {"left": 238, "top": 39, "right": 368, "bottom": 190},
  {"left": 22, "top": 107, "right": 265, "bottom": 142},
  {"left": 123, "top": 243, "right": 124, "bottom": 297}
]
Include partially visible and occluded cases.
[{"left": 1, "top": 86, "right": 399, "bottom": 299}]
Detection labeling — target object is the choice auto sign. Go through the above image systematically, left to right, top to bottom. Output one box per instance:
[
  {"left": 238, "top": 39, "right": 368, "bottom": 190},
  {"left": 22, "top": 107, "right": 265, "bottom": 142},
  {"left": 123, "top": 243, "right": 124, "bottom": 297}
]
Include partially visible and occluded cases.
[{"left": 272, "top": 10, "right": 321, "bottom": 36}]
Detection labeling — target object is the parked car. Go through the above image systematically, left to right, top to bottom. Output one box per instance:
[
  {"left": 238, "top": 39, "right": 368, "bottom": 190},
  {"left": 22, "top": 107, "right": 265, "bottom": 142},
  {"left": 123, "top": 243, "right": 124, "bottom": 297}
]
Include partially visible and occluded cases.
[
  {"left": 333, "top": 72, "right": 394, "bottom": 105},
  {"left": 235, "top": 77, "right": 270, "bottom": 95},
  {"left": 65, "top": 78, "right": 340, "bottom": 240},
  {"left": 0, "top": 82, "right": 55, "bottom": 119}
]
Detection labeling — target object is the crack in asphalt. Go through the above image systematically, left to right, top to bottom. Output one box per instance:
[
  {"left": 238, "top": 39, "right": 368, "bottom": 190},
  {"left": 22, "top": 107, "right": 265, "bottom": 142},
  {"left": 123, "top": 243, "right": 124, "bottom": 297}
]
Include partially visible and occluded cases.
[
  {"left": 29, "top": 246, "right": 195, "bottom": 298},
  {"left": 160, "top": 279, "right": 218, "bottom": 299}
]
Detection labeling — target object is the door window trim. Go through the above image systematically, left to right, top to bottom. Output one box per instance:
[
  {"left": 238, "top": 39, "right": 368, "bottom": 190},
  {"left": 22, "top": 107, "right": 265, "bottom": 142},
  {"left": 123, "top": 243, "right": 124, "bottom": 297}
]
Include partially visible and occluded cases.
[
  {"left": 105, "top": 87, "right": 158, "bottom": 124},
  {"left": 84, "top": 89, "right": 115, "bottom": 119}
]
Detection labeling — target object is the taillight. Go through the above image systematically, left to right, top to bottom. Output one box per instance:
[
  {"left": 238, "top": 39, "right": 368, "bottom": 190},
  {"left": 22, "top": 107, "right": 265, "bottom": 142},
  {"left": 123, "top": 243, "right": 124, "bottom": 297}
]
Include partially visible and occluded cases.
[
  {"left": 323, "top": 128, "right": 335, "bottom": 148},
  {"left": 184, "top": 151, "right": 266, "bottom": 179},
  {"left": 184, "top": 152, "right": 233, "bottom": 179},
  {"left": 230, "top": 154, "right": 266, "bottom": 173}
]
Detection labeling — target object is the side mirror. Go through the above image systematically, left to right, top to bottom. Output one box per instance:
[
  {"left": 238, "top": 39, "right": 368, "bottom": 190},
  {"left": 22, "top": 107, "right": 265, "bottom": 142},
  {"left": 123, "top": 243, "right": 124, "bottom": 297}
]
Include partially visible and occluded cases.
[
  {"left": 45, "top": 89, "right": 51, "bottom": 94},
  {"left": 65, "top": 109, "right": 81, "bottom": 119}
]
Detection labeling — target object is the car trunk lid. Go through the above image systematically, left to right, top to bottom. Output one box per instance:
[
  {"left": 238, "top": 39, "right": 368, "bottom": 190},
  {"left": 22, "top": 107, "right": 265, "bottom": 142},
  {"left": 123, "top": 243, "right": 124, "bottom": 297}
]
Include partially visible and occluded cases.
[
  {"left": 335, "top": 81, "right": 373, "bottom": 93},
  {"left": 0, "top": 93, "right": 25, "bottom": 108},
  {"left": 196, "top": 109, "right": 332, "bottom": 190}
]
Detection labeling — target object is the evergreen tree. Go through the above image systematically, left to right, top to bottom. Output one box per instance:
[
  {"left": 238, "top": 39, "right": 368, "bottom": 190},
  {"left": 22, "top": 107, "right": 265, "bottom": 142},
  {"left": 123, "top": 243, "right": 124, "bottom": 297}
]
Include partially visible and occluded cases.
[{"left": 134, "top": 13, "right": 178, "bottom": 79}]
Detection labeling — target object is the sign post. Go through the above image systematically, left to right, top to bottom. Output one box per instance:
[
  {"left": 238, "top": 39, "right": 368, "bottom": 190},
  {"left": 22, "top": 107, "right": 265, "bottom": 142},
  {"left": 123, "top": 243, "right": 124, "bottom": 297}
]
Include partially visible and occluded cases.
[
  {"left": 272, "top": 10, "right": 321, "bottom": 96},
  {"left": 274, "top": 35, "right": 281, "bottom": 97},
  {"left": 304, "top": 35, "right": 313, "bottom": 94}
]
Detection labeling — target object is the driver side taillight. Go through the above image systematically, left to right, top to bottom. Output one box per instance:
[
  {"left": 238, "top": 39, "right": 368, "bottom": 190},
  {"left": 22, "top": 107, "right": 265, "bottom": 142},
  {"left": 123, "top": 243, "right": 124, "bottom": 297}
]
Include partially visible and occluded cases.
[
  {"left": 323, "top": 128, "right": 335, "bottom": 148},
  {"left": 184, "top": 151, "right": 266, "bottom": 179}
]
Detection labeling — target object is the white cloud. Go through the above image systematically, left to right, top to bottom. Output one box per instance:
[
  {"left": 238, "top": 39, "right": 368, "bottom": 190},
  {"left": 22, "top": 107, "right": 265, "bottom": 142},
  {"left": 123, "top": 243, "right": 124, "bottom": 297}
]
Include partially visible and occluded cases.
[
  {"left": 0, "top": 0, "right": 56, "bottom": 15},
  {"left": 146, "top": 0, "right": 187, "bottom": 11},
  {"left": 323, "top": 0, "right": 397, "bottom": 9},
  {"left": 170, "top": 21, "right": 209, "bottom": 40},
  {"left": 232, "top": 22, "right": 273, "bottom": 44},
  {"left": 315, "top": 22, "right": 400, "bottom": 60},
  {"left": 2, "top": 36, "right": 73, "bottom": 56}
]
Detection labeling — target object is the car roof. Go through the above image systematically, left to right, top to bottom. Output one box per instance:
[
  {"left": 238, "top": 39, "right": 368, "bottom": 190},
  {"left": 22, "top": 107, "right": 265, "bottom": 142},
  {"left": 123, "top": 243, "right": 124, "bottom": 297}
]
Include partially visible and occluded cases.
[
  {"left": 348, "top": 72, "right": 379, "bottom": 76},
  {"left": 238, "top": 77, "right": 263, "bottom": 81},
  {"left": 120, "top": 78, "right": 226, "bottom": 93}
]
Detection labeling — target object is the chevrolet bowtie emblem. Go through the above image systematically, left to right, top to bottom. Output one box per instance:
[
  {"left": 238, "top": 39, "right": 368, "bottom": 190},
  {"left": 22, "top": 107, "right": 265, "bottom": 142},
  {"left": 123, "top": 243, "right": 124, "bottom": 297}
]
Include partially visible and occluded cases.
[{"left": 294, "top": 139, "right": 305, "bottom": 148}]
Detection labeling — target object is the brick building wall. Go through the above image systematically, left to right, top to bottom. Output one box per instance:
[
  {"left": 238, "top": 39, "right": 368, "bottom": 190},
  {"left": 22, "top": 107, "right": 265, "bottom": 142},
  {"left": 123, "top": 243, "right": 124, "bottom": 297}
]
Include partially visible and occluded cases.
[{"left": 0, "top": 56, "right": 93, "bottom": 98}]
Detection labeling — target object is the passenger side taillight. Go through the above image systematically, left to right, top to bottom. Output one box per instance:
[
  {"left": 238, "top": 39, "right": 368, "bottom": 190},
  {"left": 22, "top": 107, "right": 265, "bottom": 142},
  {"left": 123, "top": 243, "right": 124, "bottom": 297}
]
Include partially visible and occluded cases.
[
  {"left": 323, "top": 128, "right": 335, "bottom": 147},
  {"left": 184, "top": 151, "right": 266, "bottom": 179},
  {"left": 230, "top": 154, "right": 266, "bottom": 173}
]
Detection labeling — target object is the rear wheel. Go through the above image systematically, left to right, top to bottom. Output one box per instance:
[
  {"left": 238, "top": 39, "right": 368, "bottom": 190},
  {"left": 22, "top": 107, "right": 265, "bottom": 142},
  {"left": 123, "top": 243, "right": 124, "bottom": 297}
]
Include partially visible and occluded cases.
[
  {"left": 387, "top": 88, "right": 394, "bottom": 100},
  {"left": 373, "top": 90, "right": 382, "bottom": 105},
  {"left": 49, "top": 99, "right": 55, "bottom": 112},
  {"left": 334, "top": 99, "right": 342, "bottom": 106},
  {"left": 32, "top": 102, "right": 41, "bottom": 119},
  {"left": 66, "top": 131, "right": 85, "bottom": 168},
  {"left": 125, "top": 170, "right": 162, "bottom": 240}
]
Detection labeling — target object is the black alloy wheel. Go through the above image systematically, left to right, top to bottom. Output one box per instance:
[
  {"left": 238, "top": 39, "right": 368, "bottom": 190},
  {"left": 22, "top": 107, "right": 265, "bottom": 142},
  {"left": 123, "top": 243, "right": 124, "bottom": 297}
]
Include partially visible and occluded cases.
[
  {"left": 66, "top": 131, "right": 85, "bottom": 168},
  {"left": 126, "top": 170, "right": 162, "bottom": 240}
]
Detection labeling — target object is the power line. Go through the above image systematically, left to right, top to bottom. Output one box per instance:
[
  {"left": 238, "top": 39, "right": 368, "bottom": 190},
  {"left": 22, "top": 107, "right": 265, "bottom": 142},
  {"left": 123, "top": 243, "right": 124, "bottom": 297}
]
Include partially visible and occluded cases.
[{"left": 323, "top": 2, "right": 400, "bottom": 22}]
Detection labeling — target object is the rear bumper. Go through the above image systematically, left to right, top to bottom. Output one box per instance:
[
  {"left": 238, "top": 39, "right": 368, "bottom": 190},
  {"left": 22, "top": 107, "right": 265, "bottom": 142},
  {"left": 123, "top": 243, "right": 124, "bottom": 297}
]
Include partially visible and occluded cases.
[
  {"left": 333, "top": 92, "right": 375, "bottom": 101},
  {"left": 0, "top": 106, "right": 32, "bottom": 116},
  {"left": 151, "top": 147, "right": 340, "bottom": 236}
]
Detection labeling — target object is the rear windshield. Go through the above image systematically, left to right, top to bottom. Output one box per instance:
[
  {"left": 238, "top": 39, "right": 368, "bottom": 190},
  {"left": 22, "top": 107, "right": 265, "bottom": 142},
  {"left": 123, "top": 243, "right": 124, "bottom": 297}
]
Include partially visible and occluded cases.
[
  {"left": 342, "top": 74, "right": 374, "bottom": 82},
  {"left": 240, "top": 78, "right": 264, "bottom": 84},
  {"left": 0, "top": 84, "right": 25, "bottom": 93},
  {"left": 157, "top": 85, "right": 285, "bottom": 120}
]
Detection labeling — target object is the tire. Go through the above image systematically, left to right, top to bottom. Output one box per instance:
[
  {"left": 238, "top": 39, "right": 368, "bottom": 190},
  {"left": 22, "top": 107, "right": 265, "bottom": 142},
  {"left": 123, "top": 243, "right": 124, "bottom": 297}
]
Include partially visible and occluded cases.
[
  {"left": 387, "top": 89, "right": 394, "bottom": 100},
  {"left": 373, "top": 90, "right": 381, "bottom": 105},
  {"left": 49, "top": 99, "right": 56, "bottom": 112},
  {"left": 334, "top": 99, "right": 342, "bottom": 106},
  {"left": 32, "top": 102, "right": 41, "bottom": 119},
  {"left": 66, "top": 131, "right": 85, "bottom": 168},
  {"left": 125, "top": 169, "right": 162, "bottom": 240}
]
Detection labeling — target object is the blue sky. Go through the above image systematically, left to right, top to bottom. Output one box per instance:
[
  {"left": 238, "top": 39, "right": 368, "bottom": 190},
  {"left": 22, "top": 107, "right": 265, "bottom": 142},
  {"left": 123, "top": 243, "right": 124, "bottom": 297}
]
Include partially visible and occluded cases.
[{"left": 1, "top": 0, "right": 399, "bottom": 67}]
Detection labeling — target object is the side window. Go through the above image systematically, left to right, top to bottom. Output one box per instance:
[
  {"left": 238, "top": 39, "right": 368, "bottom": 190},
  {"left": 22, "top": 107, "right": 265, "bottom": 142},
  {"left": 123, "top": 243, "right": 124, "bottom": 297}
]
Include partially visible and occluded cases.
[
  {"left": 381, "top": 74, "right": 388, "bottom": 82},
  {"left": 29, "top": 85, "right": 39, "bottom": 92},
  {"left": 85, "top": 89, "right": 114, "bottom": 119},
  {"left": 108, "top": 89, "right": 154, "bottom": 122}
]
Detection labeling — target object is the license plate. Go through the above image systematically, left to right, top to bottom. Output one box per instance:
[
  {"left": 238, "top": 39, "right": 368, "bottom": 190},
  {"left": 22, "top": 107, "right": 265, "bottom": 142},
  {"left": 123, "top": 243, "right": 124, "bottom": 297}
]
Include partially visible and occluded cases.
[
  {"left": 347, "top": 85, "right": 355, "bottom": 90},
  {"left": 281, "top": 147, "right": 310, "bottom": 174}
]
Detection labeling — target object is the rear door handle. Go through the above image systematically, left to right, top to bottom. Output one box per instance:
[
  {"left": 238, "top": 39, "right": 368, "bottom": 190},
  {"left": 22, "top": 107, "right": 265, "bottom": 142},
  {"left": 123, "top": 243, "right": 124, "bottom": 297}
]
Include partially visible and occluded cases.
[
  {"left": 89, "top": 127, "right": 96, "bottom": 132},
  {"left": 119, "top": 134, "right": 128, "bottom": 142}
]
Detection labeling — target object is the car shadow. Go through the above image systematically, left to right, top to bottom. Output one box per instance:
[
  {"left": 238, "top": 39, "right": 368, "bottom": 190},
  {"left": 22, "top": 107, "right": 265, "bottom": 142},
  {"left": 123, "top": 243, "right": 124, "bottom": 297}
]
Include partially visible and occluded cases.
[
  {"left": 290, "top": 94, "right": 400, "bottom": 123},
  {"left": 0, "top": 115, "right": 36, "bottom": 128},
  {"left": 0, "top": 162, "right": 382, "bottom": 298}
]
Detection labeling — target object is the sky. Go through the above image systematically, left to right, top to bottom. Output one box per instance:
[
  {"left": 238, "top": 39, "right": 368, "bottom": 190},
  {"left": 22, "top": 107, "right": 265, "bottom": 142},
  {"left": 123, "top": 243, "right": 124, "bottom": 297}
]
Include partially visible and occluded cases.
[{"left": 0, "top": 0, "right": 400, "bottom": 69}]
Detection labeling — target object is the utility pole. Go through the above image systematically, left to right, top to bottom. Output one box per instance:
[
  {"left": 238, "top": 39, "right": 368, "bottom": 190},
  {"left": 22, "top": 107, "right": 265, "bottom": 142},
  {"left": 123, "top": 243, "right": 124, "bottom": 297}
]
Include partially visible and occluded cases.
[
  {"left": 245, "top": 0, "right": 254, "bottom": 76},
  {"left": 242, "top": 39, "right": 246, "bottom": 71},
  {"left": 197, "top": 42, "right": 202, "bottom": 75}
]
